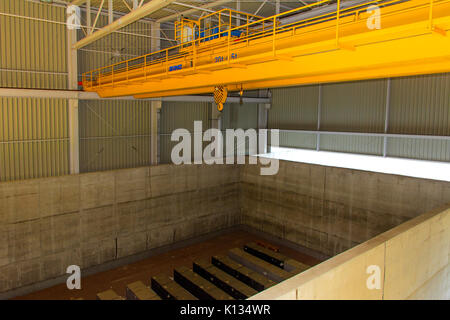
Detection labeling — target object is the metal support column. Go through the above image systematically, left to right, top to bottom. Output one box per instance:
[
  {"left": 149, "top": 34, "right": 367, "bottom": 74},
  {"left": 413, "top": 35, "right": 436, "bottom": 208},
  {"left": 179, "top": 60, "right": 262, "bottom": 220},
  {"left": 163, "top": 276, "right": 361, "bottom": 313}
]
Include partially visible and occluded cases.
[
  {"left": 86, "top": 0, "right": 92, "bottom": 34},
  {"left": 108, "top": 0, "right": 113, "bottom": 24},
  {"left": 236, "top": 0, "right": 241, "bottom": 26},
  {"left": 67, "top": 18, "right": 80, "bottom": 174},
  {"left": 150, "top": 21, "right": 161, "bottom": 165},
  {"left": 383, "top": 78, "right": 392, "bottom": 157},
  {"left": 316, "top": 84, "right": 322, "bottom": 151},
  {"left": 258, "top": 89, "right": 271, "bottom": 154},
  {"left": 151, "top": 100, "right": 162, "bottom": 165}
]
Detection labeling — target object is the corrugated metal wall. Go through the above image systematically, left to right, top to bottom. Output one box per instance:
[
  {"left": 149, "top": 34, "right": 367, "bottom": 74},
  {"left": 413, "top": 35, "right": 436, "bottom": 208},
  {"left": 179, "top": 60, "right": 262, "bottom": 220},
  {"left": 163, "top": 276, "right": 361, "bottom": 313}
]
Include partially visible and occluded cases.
[
  {"left": 0, "top": 0, "right": 67, "bottom": 89},
  {"left": 0, "top": 0, "right": 155, "bottom": 180},
  {"left": 0, "top": 1, "right": 69, "bottom": 181},
  {"left": 1, "top": 1, "right": 449, "bottom": 181},
  {"left": 76, "top": 9, "right": 154, "bottom": 172},
  {"left": 77, "top": 14, "right": 152, "bottom": 74},
  {"left": 160, "top": 22, "right": 175, "bottom": 50},
  {"left": 269, "top": 73, "right": 450, "bottom": 161},
  {"left": 387, "top": 73, "right": 450, "bottom": 161},
  {"left": 389, "top": 74, "right": 450, "bottom": 136},
  {"left": 319, "top": 79, "right": 386, "bottom": 155},
  {"left": 320, "top": 79, "right": 386, "bottom": 132},
  {"left": 269, "top": 86, "right": 319, "bottom": 130},
  {"left": 270, "top": 86, "right": 319, "bottom": 150},
  {"left": 0, "top": 97, "right": 69, "bottom": 181},
  {"left": 79, "top": 99, "right": 152, "bottom": 172},
  {"left": 159, "top": 101, "right": 261, "bottom": 163},
  {"left": 160, "top": 101, "right": 210, "bottom": 164},
  {"left": 221, "top": 102, "right": 259, "bottom": 156},
  {"left": 221, "top": 103, "right": 258, "bottom": 130}
]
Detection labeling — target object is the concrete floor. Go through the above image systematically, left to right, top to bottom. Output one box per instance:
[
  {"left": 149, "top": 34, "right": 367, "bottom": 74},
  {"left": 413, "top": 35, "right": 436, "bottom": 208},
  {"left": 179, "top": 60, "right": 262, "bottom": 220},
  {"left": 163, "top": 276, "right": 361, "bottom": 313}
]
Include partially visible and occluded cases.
[{"left": 14, "top": 230, "right": 321, "bottom": 300}]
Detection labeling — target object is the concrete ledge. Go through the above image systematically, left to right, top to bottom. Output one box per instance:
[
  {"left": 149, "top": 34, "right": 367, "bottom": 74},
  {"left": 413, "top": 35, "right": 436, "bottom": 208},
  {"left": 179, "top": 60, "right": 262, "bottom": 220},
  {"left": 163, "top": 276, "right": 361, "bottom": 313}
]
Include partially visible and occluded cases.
[{"left": 249, "top": 204, "right": 450, "bottom": 300}]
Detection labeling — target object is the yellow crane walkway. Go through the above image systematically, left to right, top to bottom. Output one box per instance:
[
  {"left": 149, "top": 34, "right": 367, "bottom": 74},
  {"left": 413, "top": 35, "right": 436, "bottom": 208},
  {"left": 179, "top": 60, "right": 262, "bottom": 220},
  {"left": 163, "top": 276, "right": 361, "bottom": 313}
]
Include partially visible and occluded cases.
[{"left": 82, "top": 0, "right": 450, "bottom": 101}]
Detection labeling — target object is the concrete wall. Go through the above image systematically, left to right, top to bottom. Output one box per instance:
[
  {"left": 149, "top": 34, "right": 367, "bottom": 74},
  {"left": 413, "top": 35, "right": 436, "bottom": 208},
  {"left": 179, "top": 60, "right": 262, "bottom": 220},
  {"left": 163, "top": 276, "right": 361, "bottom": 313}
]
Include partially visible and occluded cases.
[
  {"left": 1, "top": 157, "right": 449, "bottom": 297},
  {"left": 241, "top": 159, "right": 450, "bottom": 257},
  {"left": 0, "top": 163, "right": 240, "bottom": 294},
  {"left": 250, "top": 205, "right": 450, "bottom": 300}
]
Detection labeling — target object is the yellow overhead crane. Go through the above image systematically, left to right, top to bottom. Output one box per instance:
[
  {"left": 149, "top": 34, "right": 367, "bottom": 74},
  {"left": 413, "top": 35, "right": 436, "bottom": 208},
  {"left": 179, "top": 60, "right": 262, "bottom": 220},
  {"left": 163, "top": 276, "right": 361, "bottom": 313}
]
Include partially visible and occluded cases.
[{"left": 82, "top": 0, "right": 450, "bottom": 111}]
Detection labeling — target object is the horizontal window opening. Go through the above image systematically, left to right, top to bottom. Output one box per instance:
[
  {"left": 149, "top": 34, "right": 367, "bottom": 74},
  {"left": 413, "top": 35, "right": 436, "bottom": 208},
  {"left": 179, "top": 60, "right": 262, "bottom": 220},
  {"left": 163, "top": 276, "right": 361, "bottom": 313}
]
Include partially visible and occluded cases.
[{"left": 259, "top": 147, "right": 450, "bottom": 182}]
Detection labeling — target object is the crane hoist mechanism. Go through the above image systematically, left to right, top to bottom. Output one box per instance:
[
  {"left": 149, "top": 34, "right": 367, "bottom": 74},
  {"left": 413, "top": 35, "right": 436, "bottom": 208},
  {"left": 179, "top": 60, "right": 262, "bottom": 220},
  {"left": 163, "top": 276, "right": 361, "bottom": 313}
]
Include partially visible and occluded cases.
[
  {"left": 82, "top": 0, "right": 450, "bottom": 107},
  {"left": 239, "top": 85, "right": 244, "bottom": 105},
  {"left": 214, "top": 86, "right": 228, "bottom": 112}
]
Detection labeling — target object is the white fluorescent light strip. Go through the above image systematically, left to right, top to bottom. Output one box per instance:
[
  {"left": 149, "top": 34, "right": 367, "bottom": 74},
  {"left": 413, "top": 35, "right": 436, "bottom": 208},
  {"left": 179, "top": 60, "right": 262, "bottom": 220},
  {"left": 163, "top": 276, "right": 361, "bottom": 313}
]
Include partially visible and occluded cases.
[{"left": 259, "top": 147, "right": 450, "bottom": 182}]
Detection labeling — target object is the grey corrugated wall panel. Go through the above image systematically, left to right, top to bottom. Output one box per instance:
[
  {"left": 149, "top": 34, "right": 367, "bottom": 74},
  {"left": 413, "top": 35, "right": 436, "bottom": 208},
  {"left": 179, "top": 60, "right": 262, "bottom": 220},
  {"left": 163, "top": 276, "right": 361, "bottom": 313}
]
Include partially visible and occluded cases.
[
  {"left": 0, "top": 0, "right": 67, "bottom": 89},
  {"left": 160, "top": 22, "right": 175, "bottom": 50},
  {"left": 387, "top": 73, "right": 450, "bottom": 161},
  {"left": 269, "top": 85, "right": 319, "bottom": 130},
  {"left": 0, "top": 97, "right": 69, "bottom": 181},
  {"left": 79, "top": 99, "right": 152, "bottom": 173},
  {"left": 160, "top": 101, "right": 210, "bottom": 164},
  {"left": 160, "top": 101, "right": 210, "bottom": 132},
  {"left": 221, "top": 103, "right": 258, "bottom": 130},
  {"left": 221, "top": 103, "right": 259, "bottom": 156}
]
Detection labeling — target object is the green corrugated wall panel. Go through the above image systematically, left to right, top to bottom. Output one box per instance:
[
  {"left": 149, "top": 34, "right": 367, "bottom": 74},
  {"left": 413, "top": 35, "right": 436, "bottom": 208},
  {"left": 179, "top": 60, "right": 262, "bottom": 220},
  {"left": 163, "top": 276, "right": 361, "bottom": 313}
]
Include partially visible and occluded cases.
[
  {"left": 0, "top": 0, "right": 67, "bottom": 89},
  {"left": 0, "top": 1, "right": 69, "bottom": 181},
  {"left": 387, "top": 73, "right": 450, "bottom": 161},
  {"left": 389, "top": 73, "right": 450, "bottom": 136},
  {"left": 269, "top": 74, "right": 449, "bottom": 161},
  {"left": 319, "top": 79, "right": 387, "bottom": 155},
  {"left": 320, "top": 79, "right": 387, "bottom": 132},
  {"left": 269, "top": 85, "right": 319, "bottom": 130},
  {"left": 0, "top": 97, "right": 69, "bottom": 181},
  {"left": 79, "top": 99, "right": 152, "bottom": 173},
  {"left": 79, "top": 100, "right": 152, "bottom": 137},
  {"left": 279, "top": 131, "right": 317, "bottom": 150},
  {"left": 319, "top": 135, "right": 383, "bottom": 155},
  {"left": 387, "top": 137, "right": 450, "bottom": 162}
]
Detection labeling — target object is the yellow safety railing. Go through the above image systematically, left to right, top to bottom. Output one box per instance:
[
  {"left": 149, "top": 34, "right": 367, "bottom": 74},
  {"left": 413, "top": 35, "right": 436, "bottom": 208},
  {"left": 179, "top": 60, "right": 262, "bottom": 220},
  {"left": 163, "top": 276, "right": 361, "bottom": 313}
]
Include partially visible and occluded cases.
[{"left": 82, "top": 0, "right": 445, "bottom": 90}]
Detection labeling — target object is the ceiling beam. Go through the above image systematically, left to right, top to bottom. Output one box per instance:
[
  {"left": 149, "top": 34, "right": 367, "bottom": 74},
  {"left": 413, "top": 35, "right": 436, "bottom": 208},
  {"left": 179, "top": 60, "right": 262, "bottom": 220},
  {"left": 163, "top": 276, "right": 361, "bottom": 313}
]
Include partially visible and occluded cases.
[
  {"left": 71, "top": 0, "right": 88, "bottom": 6},
  {"left": 73, "top": 0, "right": 177, "bottom": 49},
  {"left": 157, "top": 0, "right": 233, "bottom": 23},
  {"left": 254, "top": 0, "right": 269, "bottom": 16},
  {"left": 0, "top": 88, "right": 270, "bottom": 104}
]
